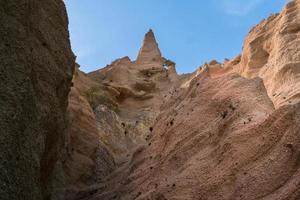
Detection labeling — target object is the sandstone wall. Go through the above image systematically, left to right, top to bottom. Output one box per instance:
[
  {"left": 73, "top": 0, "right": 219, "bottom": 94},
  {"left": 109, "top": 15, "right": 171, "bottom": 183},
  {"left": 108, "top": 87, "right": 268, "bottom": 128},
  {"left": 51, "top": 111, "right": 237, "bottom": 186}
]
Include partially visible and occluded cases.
[
  {"left": 236, "top": 0, "right": 300, "bottom": 108},
  {"left": 65, "top": 1, "right": 300, "bottom": 200}
]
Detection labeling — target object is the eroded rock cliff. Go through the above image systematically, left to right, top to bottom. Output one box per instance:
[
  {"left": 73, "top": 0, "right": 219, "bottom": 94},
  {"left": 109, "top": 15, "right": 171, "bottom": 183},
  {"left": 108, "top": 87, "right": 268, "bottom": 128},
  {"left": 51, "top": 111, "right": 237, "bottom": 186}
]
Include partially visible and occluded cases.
[
  {"left": 2, "top": 0, "right": 300, "bottom": 200},
  {"left": 229, "top": 0, "right": 300, "bottom": 108},
  {"left": 65, "top": 1, "right": 300, "bottom": 200},
  {"left": 64, "top": 30, "right": 181, "bottom": 193}
]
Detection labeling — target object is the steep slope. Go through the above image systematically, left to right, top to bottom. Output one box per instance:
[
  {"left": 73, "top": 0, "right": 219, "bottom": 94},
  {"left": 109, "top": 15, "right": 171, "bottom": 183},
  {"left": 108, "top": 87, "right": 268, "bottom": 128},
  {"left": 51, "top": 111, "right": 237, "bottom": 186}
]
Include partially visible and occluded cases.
[
  {"left": 0, "top": 1, "right": 75, "bottom": 200},
  {"left": 66, "top": 1, "right": 300, "bottom": 200},
  {"left": 64, "top": 66, "right": 116, "bottom": 191},
  {"left": 94, "top": 73, "right": 299, "bottom": 200}
]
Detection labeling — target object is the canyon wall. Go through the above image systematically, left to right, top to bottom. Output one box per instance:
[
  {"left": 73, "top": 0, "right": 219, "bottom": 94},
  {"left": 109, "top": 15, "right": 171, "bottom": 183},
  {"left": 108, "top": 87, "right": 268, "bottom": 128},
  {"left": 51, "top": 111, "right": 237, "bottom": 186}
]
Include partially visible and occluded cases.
[
  {"left": 0, "top": 0, "right": 75, "bottom": 199},
  {"left": 1, "top": 0, "right": 299, "bottom": 200},
  {"left": 229, "top": 0, "right": 300, "bottom": 108},
  {"left": 65, "top": 1, "right": 300, "bottom": 200},
  {"left": 64, "top": 30, "right": 180, "bottom": 193}
]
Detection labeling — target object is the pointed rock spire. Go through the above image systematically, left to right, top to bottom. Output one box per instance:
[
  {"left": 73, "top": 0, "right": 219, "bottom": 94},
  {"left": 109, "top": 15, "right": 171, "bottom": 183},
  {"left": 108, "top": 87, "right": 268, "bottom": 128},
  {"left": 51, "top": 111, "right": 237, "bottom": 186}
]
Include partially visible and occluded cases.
[{"left": 136, "top": 29, "right": 162, "bottom": 63}]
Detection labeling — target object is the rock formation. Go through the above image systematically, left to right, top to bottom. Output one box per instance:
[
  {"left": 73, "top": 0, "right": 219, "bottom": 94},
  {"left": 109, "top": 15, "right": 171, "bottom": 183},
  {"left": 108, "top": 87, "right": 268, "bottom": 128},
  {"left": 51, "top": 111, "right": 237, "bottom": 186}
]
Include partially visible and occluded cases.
[
  {"left": 0, "top": 0, "right": 75, "bottom": 200},
  {"left": 1, "top": 0, "right": 300, "bottom": 200},
  {"left": 230, "top": 0, "right": 300, "bottom": 108},
  {"left": 65, "top": 1, "right": 300, "bottom": 200},
  {"left": 136, "top": 29, "right": 163, "bottom": 64},
  {"left": 64, "top": 30, "right": 181, "bottom": 194}
]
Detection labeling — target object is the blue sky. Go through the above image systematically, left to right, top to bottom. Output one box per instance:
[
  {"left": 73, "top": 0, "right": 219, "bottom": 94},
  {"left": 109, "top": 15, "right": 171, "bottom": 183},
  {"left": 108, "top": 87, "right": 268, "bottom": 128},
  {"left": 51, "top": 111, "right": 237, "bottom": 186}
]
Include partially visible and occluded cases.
[{"left": 65, "top": 0, "right": 287, "bottom": 74}]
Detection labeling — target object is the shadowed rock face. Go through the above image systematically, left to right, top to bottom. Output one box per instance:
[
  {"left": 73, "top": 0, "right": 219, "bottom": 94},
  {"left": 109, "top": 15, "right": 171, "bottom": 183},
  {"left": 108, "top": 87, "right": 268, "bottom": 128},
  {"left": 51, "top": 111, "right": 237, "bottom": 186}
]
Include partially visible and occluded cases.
[
  {"left": 0, "top": 0, "right": 75, "bottom": 199},
  {"left": 65, "top": 1, "right": 300, "bottom": 200},
  {"left": 63, "top": 67, "right": 116, "bottom": 191}
]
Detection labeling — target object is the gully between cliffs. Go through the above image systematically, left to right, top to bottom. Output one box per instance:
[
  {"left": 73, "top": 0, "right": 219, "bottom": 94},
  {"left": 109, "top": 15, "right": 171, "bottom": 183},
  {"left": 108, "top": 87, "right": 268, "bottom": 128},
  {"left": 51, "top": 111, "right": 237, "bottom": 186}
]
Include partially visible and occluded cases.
[{"left": 1, "top": 1, "right": 300, "bottom": 200}]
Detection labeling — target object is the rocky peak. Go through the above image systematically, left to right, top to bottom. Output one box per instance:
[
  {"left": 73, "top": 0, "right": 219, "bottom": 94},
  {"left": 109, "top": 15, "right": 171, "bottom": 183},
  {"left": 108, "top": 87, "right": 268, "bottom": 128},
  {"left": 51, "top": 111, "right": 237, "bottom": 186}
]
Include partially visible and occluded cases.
[{"left": 136, "top": 29, "right": 163, "bottom": 63}]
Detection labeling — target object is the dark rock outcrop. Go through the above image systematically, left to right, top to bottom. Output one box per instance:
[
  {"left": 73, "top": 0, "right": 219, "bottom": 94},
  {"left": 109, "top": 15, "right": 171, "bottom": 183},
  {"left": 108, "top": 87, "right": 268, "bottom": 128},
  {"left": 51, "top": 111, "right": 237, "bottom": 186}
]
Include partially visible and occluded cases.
[{"left": 0, "top": 0, "right": 75, "bottom": 199}]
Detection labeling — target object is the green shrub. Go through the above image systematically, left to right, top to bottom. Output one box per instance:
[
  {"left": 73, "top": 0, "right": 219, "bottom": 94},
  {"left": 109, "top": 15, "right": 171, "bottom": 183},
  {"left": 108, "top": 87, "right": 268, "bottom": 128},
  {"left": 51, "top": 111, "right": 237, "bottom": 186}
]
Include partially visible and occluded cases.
[{"left": 81, "top": 86, "right": 119, "bottom": 113}]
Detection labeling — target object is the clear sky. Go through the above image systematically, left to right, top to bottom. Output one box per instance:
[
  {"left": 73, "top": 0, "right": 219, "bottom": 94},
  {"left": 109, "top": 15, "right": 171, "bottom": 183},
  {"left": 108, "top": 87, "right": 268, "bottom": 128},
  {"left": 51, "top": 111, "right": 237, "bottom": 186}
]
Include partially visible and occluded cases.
[{"left": 65, "top": 0, "right": 287, "bottom": 74}]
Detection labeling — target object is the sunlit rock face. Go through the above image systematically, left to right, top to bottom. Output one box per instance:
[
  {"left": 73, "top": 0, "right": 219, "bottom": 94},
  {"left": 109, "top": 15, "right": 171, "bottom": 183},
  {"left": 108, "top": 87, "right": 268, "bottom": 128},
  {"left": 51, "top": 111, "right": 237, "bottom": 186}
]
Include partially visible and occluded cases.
[
  {"left": 0, "top": 0, "right": 75, "bottom": 199},
  {"left": 232, "top": 0, "right": 300, "bottom": 108},
  {"left": 65, "top": 1, "right": 300, "bottom": 200},
  {"left": 136, "top": 29, "right": 164, "bottom": 64},
  {"left": 64, "top": 30, "right": 181, "bottom": 192}
]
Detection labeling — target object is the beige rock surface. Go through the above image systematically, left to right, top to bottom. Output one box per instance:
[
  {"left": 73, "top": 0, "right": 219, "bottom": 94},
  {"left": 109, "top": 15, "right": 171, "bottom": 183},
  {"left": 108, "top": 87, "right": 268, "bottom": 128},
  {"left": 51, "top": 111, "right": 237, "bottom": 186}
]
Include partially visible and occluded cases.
[
  {"left": 230, "top": 0, "right": 300, "bottom": 108},
  {"left": 66, "top": 1, "right": 300, "bottom": 200},
  {"left": 136, "top": 29, "right": 164, "bottom": 64},
  {"left": 64, "top": 31, "right": 182, "bottom": 193},
  {"left": 64, "top": 86, "right": 115, "bottom": 189}
]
